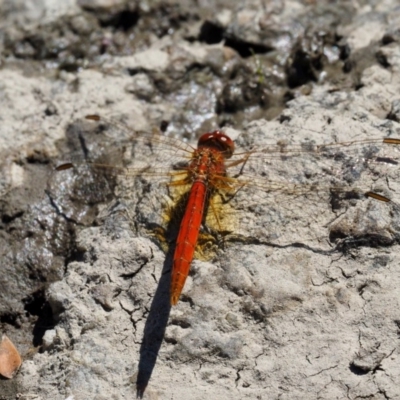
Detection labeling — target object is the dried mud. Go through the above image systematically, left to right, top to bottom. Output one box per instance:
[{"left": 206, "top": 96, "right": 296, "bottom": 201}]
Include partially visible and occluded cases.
[{"left": 1, "top": 1, "right": 400, "bottom": 399}]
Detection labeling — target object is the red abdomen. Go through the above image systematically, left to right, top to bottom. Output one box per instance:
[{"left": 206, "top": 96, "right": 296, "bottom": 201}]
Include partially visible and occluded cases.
[{"left": 170, "top": 181, "right": 207, "bottom": 305}]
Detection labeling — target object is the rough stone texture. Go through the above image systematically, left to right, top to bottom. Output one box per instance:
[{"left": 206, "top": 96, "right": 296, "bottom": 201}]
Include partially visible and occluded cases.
[{"left": 1, "top": 1, "right": 400, "bottom": 399}]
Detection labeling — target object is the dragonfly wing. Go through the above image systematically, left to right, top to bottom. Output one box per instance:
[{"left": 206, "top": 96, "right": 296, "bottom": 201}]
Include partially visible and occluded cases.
[
  {"left": 50, "top": 116, "right": 194, "bottom": 226},
  {"left": 213, "top": 129, "right": 400, "bottom": 248}
]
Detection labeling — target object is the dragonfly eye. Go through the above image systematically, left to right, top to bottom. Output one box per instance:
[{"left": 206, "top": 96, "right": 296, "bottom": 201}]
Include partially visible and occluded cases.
[{"left": 197, "top": 130, "right": 235, "bottom": 158}]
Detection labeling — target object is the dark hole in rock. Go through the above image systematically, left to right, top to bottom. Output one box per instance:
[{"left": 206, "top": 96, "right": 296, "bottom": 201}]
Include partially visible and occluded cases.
[
  {"left": 99, "top": 10, "right": 140, "bottom": 32},
  {"left": 23, "top": 290, "right": 55, "bottom": 347}
]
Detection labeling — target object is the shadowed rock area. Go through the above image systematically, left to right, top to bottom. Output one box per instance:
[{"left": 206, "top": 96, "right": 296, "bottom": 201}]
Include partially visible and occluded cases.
[{"left": 1, "top": 1, "right": 400, "bottom": 399}]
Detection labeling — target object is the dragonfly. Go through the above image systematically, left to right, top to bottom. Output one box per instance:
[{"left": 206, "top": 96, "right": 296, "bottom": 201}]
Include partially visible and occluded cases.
[{"left": 54, "top": 114, "right": 400, "bottom": 305}]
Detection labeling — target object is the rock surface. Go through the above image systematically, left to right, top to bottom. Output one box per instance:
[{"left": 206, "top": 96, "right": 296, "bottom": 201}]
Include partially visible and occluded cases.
[{"left": 1, "top": 1, "right": 400, "bottom": 399}]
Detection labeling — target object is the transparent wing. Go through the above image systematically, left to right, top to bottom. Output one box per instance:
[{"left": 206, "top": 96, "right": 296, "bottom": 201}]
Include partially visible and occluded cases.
[
  {"left": 50, "top": 114, "right": 400, "bottom": 247},
  {"left": 56, "top": 114, "right": 400, "bottom": 185},
  {"left": 221, "top": 130, "right": 400, "bottom": 247}
]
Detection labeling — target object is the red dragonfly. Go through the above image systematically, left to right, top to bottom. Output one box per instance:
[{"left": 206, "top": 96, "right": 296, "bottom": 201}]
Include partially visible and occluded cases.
[{"left": 55, "top": 114, "right": 400, "bottom": 305}]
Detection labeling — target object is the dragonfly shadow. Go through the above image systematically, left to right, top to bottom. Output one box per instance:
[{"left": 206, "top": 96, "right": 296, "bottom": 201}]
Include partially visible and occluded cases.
[
  {"left": 135, "top": 189, "right": 191, "bottom": 397},
  {"left": 136, "top": 246, "right": 173, "bottom": 398}
]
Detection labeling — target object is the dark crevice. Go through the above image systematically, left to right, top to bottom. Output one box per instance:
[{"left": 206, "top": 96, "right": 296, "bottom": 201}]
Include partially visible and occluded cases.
[
  {"left": 98, "top": 10, "right": 140, "bottom": 32},
  {"left": 198, "top": 21, "right": 224, "bottom": 44},
  {"left": 198, "top": 21, "right": 272, "bottom": 58},
  {"left": 381, "top": 34, "right": 396, "bottom": 45},
  {"left": 225, "top": 37, "right": 272, "bottom": 58},
  {"left": 339, "top": 43, "right": 351, "bottom": 60},
  {"left": 286, "top": 50, "right": 319, "bottom": 88},
  {"left": 376, "top": 51, "right": 391, "bottom": 68},
  {"left": 343, "top": 59, "right": 353, "bottom": 73},
  {"left": 355, "top": 83, "right": 364, "bottom": 91},
  {"left": 279, "top": 114, "right": 292, "bottom": 124},
  {"left": 159, "top": 120, "right": 169, "bottom": 132},
  {"left": 26, "top": 152, "right": 51, "bottom": 165},
  {"left": 375, "top": 156, "right": 398, "bottom": 165},
  {"left": 45, "top": 189, "right": 79, "bottom": 225},
  {"left": 2, "top": 211, "right": 24, "bottom": 224},
  {"left": 224, "top": 233, "right": 335, "bottom": 256},
  {"left": 332, "top": 233, "right": 395, "bottom": 251},
  {"left": 64, "top": 246, "right": 85, "bottom": 265},
  {"left": 119, "top": 257, "right": 152, "bottom": 280},
  {"left": 357, "top": 283, "right": 368, "bottom": 296},
  {"left": 23, "top": 290, "right": 55, "bottom": 347},
  {"left": 24, "top": 290, "right": 46, "bottom": 316},
  {"left": 0, "top": 312, "right": 20, "bottom": 328},
  {"left": 394, "top": 320, "right": 400, "bottom": 337},
  {"left": 164, "top": 337, "right": 177, "bottom": 345},
  {"left": 349, "top": 362, "right": 369, "bottom": 375},
  {"left": 235, "top": 367, "right": 243, "bottom": 384}
]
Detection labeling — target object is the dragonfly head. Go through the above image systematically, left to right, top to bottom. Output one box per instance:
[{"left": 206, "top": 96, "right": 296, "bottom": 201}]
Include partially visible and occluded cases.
[{"left": 197, "top": 130, "right": 235, "bottom": 159}]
